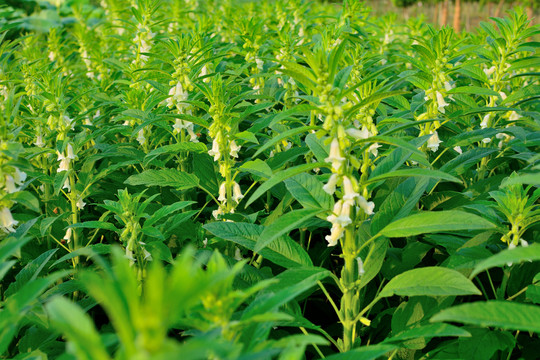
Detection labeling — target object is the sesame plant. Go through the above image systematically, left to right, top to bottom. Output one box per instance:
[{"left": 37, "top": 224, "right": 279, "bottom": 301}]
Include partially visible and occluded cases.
[{"left": 0, "top": 0, "right": 539, "bottom": 359}]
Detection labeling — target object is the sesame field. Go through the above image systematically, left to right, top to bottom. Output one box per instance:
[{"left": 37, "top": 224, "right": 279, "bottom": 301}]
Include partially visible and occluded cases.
[{"left": 0, "top": 0, "right": 539, "bottom": 359}]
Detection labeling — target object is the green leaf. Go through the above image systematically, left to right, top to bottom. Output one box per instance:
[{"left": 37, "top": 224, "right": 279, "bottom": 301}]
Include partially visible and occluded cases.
[
  {"left": 447, "top": 86, "right": 499, "bottom": 96},
  {"left": 252, "top": 126, "right": 318, "bottom": 158},
  {"left": 305, "top": 133, "right": 328, "bottom": 163},
  {"left": 144, "top": 143, "right": 207, "bottom": 165},
  {"left": 240, "top": 159, "right": 273, "bottom": 179},
  {"left": 245, "top": 162, "right": 327, "bottom": 207},
  {"left": 366, "top": 168, "right": 461, "bottom": 185},
  {"left": 125, "top": 169, "right": 199, "bottom": 190},
  {"left": 284, "top": 173, "right": 333, "bottom": 210},
  {"left": 500, "top": 173, "right": 540, "bottom": 187},
  {"left": 371, "top": 177, "right": 429, "bottom": 234},
  {"left": 7, "top": 191, "right": 40, "bottom": 213},
  {"left": 144, "top": 201, "right": 195, "bottom": 227},
  {"left": 255, "top": 208, "right": 324, "bottom": 252},
  {"left": 379, "top": 211, "right": 496, "bottom": 238},
  {"left": 69, "top": 221, "right": 119, "bottom": 232},
  {"left": 204, "top": 222, "right": 312, "bottom": 268},
  {"left": 359, "top": 237, "right": 388, "bottom": 290},
  {"left": 470, "top": 244, "right": 540, "bottom": 278},
  {"left": 379, "top": 267, "right": 481, "bottom": 298},
  {"left": 46, "top": 297, "right": 110, "bottom": 360},
  {"left": 431, "top": 301, "right": 540, "bottom": 333},
  {"left": 385, "top": 323, "right": 471, "bottom": 343},
  {"left": 323, "top": 345, "right": 397, "bottom": 360}
]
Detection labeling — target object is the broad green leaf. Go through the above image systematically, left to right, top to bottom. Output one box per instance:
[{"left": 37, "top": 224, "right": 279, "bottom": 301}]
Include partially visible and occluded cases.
[
  {"left": 447, "top": 86, "right": 499, "bottom": 96},
  {"left": 253, "top": 126, "right": 318, "bottom": 158},
  {"left": 305, "top": 133, "right": 329, "bottom": 163},
  {"left": 144, "top": 142, "right": 207, "bottom": 165},
  {"left": 440, "top": 148, "right": 498, "bottom": 176},
  {"left": 240, "top": 159, "right": 273, "bottom": 179},
  {"left": 245, "top": 162, "right": 327, "bottom": 207},
  {"left": 366, "top": 168, "right": 461, "bottom": 185},
  {"left": 125, "top": 169, "right": 199, "bottom": 190},
  {"left": 284, "top": 173, "right": 333, "bottom": 210},
  {"left": 500, "top": 173, "right": 540, "bottom": 187},
  {"left": 371, "top": 177, "right": 429, "bottom": 234},
  {"left": 7, "top": 191, "right": 40, "bottom": 213},
  {"left": 144, "top": 201, "right": 195, "bottom": 227},
  {"left": 255, "top": 208, "right": 324, "bottom": 252},
  {"left": 379, "top": 210, "right": 496, "bottom": 238},
  {"left": 69, "top": 221, "right": 119, "bottom": 232},
  {"left": 204, "top": 222, "right": 312, "bottom": 268},
  {"left": 359, "top": 237, "right": 388, "bottom": 290},
  {"left": 470, "top": 244, "right": 540, "bottom": 278},
  {"left": 5, "top": 249, "right": 58, "bottom": 297},
  {"left": 379, "top": 267, "right": 481, "bottom": 298},
  {"left": 46, "top": 297, "right": 110, "bottom": 360},
  {"left": 431, "top": 301, "right": 540, "bottom": 333},
  {"left": 385, "top": 323, "right": 471, "bottom": 343},
  {"left": 323, "top": 345, "right": 397, "bottom": 360}
]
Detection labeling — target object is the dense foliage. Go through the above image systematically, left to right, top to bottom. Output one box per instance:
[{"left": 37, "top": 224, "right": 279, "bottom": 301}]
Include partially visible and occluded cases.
[{"left": 0, "top": 0, "right": 539, "bottom": 359}]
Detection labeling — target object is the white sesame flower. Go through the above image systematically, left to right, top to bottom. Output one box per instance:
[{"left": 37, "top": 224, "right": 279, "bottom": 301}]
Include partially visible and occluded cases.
[
  {"left": 255, "top": 58, "right": 264, "bottom": 70},
  {"left": 484, "top": 66, "right": 496, "bottom": 76},
  {"left": 443, "top": 81, "right": 454, "bottom": 92},
  {"left": 436, "top": 91, "right": 449, "bottom": 113},
  {"left": 499, "top": 92, "right": 507, "bottom": 100},
  {"left": 509, "top": 111, "right": 521, "bottom": 121},
  {"left": 480, "top": 113, "right": 491, "bottom": 129},
  {"left": 346, "top": 126, "right": 370, "bottom": 140},
  {"left": 137, "top": 129, "right": 146, "bottom": 145},
  {"left": 427, "top": 131, "right": 442, "bottom": 152},
  {"left": 35, "top": 134, "right": 45, "bottom": 147},
  {"left": 482, "top": 137, "right": 491, "bottom": 144},
  {"left": 325, "top": 138, "right": 345, "bottom": 171},
  {"left": 208, "top": 139, "right": 221, "bottom": 161},
  {"left": 229, "top": 140, "right": 241, "bottom": 158},
  {"left": 66, "top": 143, "right": 76, "bottom": 159},
  {"left": 368, "top": 143, "right": 381, "bottom": 157},
  {"left": 453, "top": 146, "right": 462, "bottom": 154},
  {"left": 57, "top": 152, "right": 70, "bottom": 172},
  {"left": 14, "top": 169, "right": 26, "bottom": 185},
  {"left": 323, "top": 173, "right": 339, "bottom": 195},
  {"left": 4, "top": 175, "right": 17, "bottom": 193},
  {"left": 342, "top": 176, "right": 359, "bottom": 201},
  {"left": 218, "top": 182, "right": 227, "bottom": 202},
  {"left": 233, "top": 182, "right": 244, "bottom": 203},
  {"left": 357, "top": 195, "right": 375, "bottom": 215},
  {"left": 76, "top": 197, "right": 86, "bottom": 210},
  {"left": 334, "top": 200, "right": 353, "bottom": 227},
  {"left": 0, "top": 207, "right": 18, "bottom": 233},
  {"left": 212, "top": 207, "right": 224, "bottom": 219},
  {"left": 325, "top": 223, "right": 344, "bottom": 247},
  {"left": 63, "top": 228, "right": 72, "bottom": 243},
  {"left": 234, "top": 247, "right": 244, "bottom": 261},
  {"left": 356, "top": 257, "right": 365, "bottom": 276}
]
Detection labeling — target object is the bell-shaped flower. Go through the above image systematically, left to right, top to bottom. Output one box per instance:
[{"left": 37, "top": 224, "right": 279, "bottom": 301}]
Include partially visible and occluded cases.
[
  {"left": 484, "top": 66, "right": 496, "bottom": 76},
  {"left": 436, "top": 91, "right": 449, "bottom": 113},
  {"left": 509, "top": 111, "right": 521, "bottom": 121},
  {"left": 480, "top": 114, "right": 491, "bottom": 129},
  {"left": 346, "top": 126, "right": 370, "bottom": 140},
  {"left": 137, "top": 129, "right": 146, "bottom": 145},
  {"left": 427, "top": 131, "right": 442, "bottom": 152},
  {"left": 35, "top": 134, "right": 45, "bottom": 147},
  {"left": 325, "top": 138, "right": 345, "bottom": 172},
  {"left": 208, "top": 139, "right": 221, "bottom": 161},
  {"left": 229, "top": 140, "right": 241, "bottom": 158},
  {"left": 66, "top": 143, "right": 76, "bottom": 160},
  {"left": 368, "top": 143, "right": 381, "bottom": 157},
  {"left": 453, "top": 146, "right": 462, "bottom": 154},
  {"left": 57, "top": 151, "right": 71, "bottom": 172},
  {"left": 323, "top": 173, "right": 339, "bottom": 195},
  {"left": 5, "top": 175, "right": 17, "bottom": 193},
  {"left": 342, "top": 176, "right": 359, "bottom": 201},
  {"left": 218, "top": 182, "right": 227, "bottom": 202},
  {"left": 233, "top": 182, "right": 244, "bottom": 203},
  {"left": 357, "top": 195, "right": 375, "bottom": 215},
  {"left": 76, "top": 197, "right": 86, "bottom": 210},
  {"left": 327, "top": 200, "right": 343, "bottom": 224},
  {"left": 335, "top": 200, "right": 353, "bottom": 227},
  {"left": 212, "top": 206, "right": 224, "bottom": 220},
  {"left": 0, "top": 207, "right": 18, "bottom": 233},
  {"left": 325, "top": 223, "right": 344, "bottom": 247},
  {"left": 63, "top": 227, "right": 72, "bottom": 243},
  {"left": 356, "top": 256, "right": 365, "bottom": 276}
]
